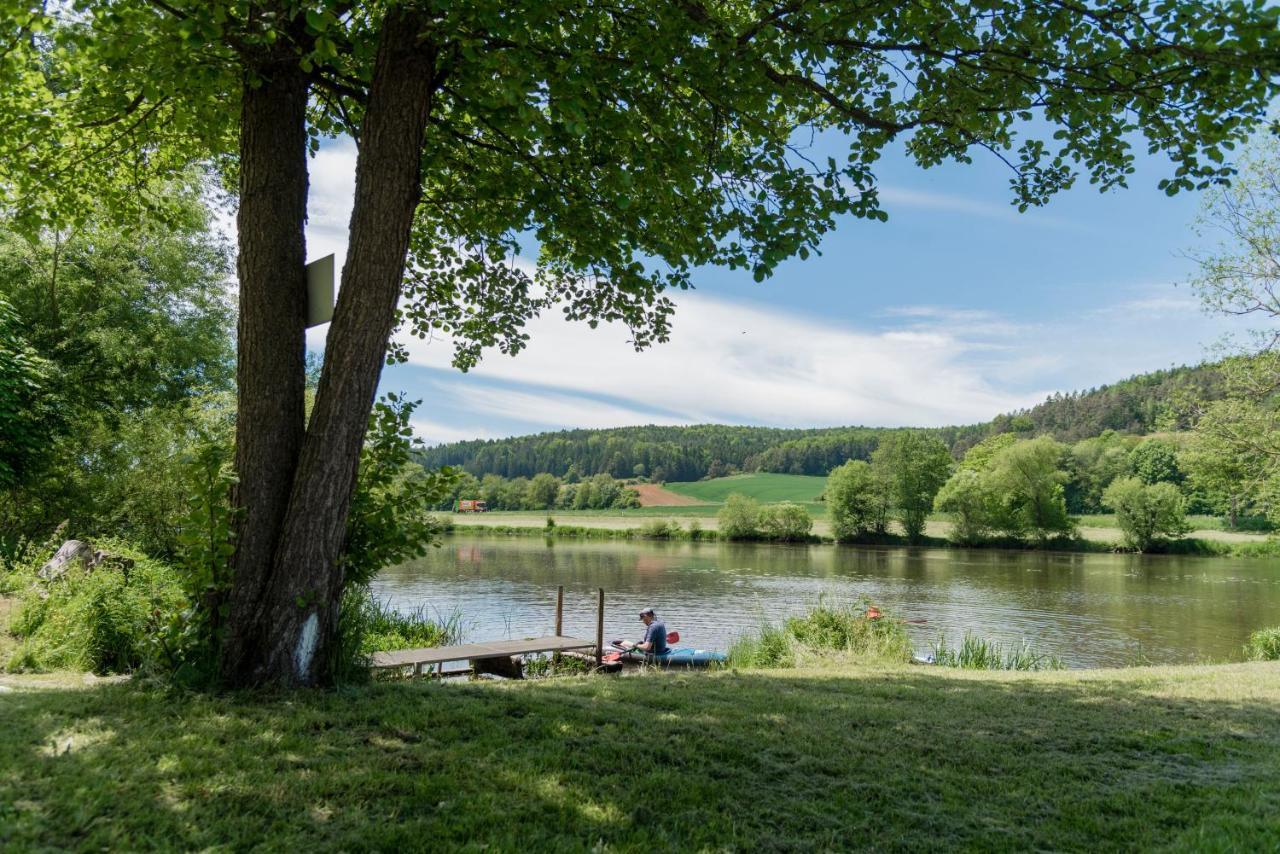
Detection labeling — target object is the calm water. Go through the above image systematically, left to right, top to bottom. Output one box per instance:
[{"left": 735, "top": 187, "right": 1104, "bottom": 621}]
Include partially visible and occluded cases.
[{"left": 372, "top": 536, "right": 1280, "bottom": 667}]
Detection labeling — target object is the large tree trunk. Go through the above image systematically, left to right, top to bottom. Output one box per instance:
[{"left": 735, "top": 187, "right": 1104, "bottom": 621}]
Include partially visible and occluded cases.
[
  {"left": 228, "top": 10, "right": 441, "bottom": 687},
  {"left": 219, "top": 54, "right": 310, "bottom": 685}
]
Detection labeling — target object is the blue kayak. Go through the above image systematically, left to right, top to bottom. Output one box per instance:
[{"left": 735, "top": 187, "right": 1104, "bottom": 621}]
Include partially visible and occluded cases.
[{"left": 613, "top": 646, "right": 726, "bottom": 667}]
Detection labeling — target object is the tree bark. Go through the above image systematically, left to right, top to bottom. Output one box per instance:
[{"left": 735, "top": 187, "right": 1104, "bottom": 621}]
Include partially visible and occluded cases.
[
  {"left": 231, "top": 10, "right": 441, "bottom": 686},
  {"left": 219, "top": 53, "right": 310, "bottom": 685}
]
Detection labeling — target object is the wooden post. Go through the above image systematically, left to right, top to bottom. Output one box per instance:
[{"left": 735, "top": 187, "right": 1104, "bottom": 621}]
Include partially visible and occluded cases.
[
  {"left": 553, "top": 585, "right": 565, "bottom": 666},
  {"left": 555, "top": 585, "right": 564, "bottom": 637},
  {"left": 595, "top": 588, "right": 605, "bottom": 666}
]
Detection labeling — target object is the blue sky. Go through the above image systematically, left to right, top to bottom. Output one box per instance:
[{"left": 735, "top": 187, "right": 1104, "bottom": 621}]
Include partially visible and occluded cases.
[{"left": 300, "top": 132, "right": 1250, "bottom": 446}]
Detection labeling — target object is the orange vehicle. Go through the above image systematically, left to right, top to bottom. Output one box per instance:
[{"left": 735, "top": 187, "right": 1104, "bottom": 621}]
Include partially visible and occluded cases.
[{"left": 457, "top": 499, "right": 488, "bottom": 513}]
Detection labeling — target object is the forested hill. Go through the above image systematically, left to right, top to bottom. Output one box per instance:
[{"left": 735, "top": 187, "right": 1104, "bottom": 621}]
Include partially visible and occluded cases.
[{"left": 416, "top": 362, "right": 1224, "bottom": 479}]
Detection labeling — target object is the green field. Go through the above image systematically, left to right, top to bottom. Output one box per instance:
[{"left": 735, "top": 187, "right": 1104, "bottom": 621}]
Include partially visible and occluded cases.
[{"left": 665, "top": 473, "right": 828, "bottom": 504}]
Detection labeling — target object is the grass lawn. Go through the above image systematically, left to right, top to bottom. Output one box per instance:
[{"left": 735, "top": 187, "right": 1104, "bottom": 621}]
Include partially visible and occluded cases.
[
  {"left": 665, "top": 472, "right": 829, "bottom": 504},
  {"left": 2, "top": 662, "right": 1279, "bottom": 850}
]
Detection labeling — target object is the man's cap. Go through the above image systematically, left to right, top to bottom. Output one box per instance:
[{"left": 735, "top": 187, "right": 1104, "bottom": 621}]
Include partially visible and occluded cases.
[{"left": 638, "top": 607, "right": 655, "bottom": 619}]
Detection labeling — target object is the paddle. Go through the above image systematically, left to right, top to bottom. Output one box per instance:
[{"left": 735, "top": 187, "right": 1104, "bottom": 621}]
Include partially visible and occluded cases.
[{"left": 866, "top": 606, "right": 928, "bottom": 625}]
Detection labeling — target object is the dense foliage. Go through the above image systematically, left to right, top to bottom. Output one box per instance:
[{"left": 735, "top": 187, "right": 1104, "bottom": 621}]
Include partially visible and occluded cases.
[
  {"left": 1181, "top": 134, "right": 1280, "bottom": 527},
  {"left": 0, "top": 196, "right": 236, "bottom": 555},
  {"left": 872, "top": 432, "right": 953, "bottom": 541},
  {"left": 934, "top": 436, "right": 1076, "bottom": 545},
  {"left": 826, "top": 460, "right": 891, "bottom": 540},
  {"left": 439, "top": 471, "right": 640, "bottom": 512},
  {"left": 1103, "top": 478, "right": 1191, "bottom": 552},
  {"left": 5, "top": 540, "right": 184, "bottom": 674}
]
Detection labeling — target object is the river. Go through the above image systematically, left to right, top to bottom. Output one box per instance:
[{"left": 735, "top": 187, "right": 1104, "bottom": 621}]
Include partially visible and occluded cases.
[{"left": 372, "top": 536, "right": 1280, "bottom": 667}]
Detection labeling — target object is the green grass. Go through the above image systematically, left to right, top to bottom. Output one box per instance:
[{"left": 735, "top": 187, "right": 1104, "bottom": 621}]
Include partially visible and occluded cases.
[
  {"left": 664, "top": 472, "right": 828, "bottom": 504},
  {"left": 1075, "top": 513, "right": 1272, "bottom": 533},
  {"left": 1245, "top": 627, "right": 1280, "bottom": 661},
  {"left": 2, "top": 662, "right": 1280, "bottom": 849}
]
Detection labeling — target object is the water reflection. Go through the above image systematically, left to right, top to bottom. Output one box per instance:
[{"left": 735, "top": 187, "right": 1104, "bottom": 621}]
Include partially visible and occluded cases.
[{"left": 372, "top": 537, "right": 1280, "bottom": 667}]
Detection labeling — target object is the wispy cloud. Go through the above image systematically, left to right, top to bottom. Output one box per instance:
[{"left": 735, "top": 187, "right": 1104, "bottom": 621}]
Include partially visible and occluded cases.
[
  {"left": 876, "top": 185, "right": 1078, "bottom": 229},
  {"left": 398, "top": 292, "right": 1048, "bottom": 430},
  {"left": 444, "top": 384, "right": 696, "bottom": 431},
  {"left": 409, "top": 418, "right": 502, "bottom": 446}
]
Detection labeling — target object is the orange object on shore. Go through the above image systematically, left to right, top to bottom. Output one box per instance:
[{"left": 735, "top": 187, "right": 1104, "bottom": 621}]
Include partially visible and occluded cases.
[{"left": 865, "top": 606, "right": 883, "bottom": 620}]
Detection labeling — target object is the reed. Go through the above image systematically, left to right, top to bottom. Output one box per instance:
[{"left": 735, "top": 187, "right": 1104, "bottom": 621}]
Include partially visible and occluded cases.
[{"left": 931, "top": 632, "right": 1064, "bottom": 671}]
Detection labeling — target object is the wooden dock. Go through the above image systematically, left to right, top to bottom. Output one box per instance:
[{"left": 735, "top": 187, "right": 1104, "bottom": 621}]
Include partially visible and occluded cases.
[
  {"left": 370, "top": 586, "right": 607, "bottom": 678},
  {"left": 370, "top": 635, "right": 596, "bottom": 671}
]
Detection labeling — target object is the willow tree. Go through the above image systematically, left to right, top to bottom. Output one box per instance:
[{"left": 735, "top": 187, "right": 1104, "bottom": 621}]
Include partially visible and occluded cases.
[{"left": 1, "top": 1, "right": 1276, "bottom": 686}]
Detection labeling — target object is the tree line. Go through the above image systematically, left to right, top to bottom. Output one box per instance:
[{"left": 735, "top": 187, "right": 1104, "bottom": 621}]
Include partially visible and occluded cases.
[
  {"left": 417, "top": 363, "right": 1227, "bottom": 482},
  {"left": 821, "top": 430, "right": 1225, "bottom": 551},
  {"left": 441, "top": 472, "right": 640, "bottom": 512}
]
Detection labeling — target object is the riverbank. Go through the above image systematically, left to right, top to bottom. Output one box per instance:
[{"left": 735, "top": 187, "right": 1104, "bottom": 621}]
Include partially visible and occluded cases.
[
  {"left": 443, "top": 512, "right": 1280, "bottom": 556},
  {"left": 2, "top": 661, "right": 1278, "bottom": 849}
]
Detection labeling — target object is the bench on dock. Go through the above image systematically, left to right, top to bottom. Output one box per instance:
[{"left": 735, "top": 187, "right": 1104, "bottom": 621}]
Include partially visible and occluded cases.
[{"left": 370, "top": 635, "right": 597, "bottom": 678}]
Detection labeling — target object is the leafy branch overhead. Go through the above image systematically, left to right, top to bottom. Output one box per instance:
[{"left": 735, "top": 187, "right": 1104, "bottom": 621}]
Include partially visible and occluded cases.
[{"left": 2, "top": 1, "right": 1277, "bottom": 367}]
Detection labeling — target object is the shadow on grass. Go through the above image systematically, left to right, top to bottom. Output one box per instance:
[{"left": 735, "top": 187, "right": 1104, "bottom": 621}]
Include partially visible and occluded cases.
[{"left": 2, "top": 665, "right": 1279, "bottom": 850}]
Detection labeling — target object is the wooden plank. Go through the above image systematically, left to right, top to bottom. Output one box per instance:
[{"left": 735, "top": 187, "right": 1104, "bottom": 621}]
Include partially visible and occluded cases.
[
  {"left": 595, "top": 588, "right": 604, "bottom": 666},
  {"left": 369, "top": 635, "right": 596, "bottom": 669}
]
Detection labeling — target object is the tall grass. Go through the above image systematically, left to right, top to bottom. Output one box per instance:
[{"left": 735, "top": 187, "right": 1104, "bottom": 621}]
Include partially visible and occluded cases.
[
  {"left": 4, "top": 539, "right": 183, "bottom": 675},
  {"left": 337, "top": 588, "right": 465, "bottom": 683},
  {"left": 727, "top": 599, "right": 914, "bottom": 668},
  {"left": 1244, "top": 627, "right": 1280, "bottom": 661},
  {"left": 931, "top": 632, "right": 1064, "bottom": 671}
]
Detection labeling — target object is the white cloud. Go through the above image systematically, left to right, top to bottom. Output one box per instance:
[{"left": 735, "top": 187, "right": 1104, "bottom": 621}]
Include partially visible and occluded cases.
[
  {"left": 306, "top": 138, "right": 358, "bottom": 271},
  {"left": 876, "top": 185, "right": 1076, "bottom": 228},
  {"left": 399, "top": 293, "right": 1048, "bottom": 429},
  {"left": 445, "top": 385, "right": 693, "bottom": 430},
  {"left": 410, "top": 418, "right": 502, "bottom": 445}
]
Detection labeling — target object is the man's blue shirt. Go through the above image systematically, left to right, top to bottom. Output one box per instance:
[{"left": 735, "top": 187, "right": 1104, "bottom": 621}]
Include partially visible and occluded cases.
[{"left": 643, "top": 621, "right": 668, "bottom": 655}]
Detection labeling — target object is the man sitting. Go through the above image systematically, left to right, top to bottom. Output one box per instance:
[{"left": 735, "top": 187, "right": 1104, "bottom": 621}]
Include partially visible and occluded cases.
[{"left": 620, "top": 607, "right": 668, "bottom": 657}]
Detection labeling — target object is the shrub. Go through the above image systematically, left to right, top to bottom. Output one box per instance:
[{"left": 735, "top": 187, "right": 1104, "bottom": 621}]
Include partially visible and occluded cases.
[
  {"left": 827, "top": 460, "right": 890, "bottom": 541},
  {"left": 934, "top": 468, "right": 998, "bottom": 545},
  {"left": 1103, "top": 476, "right": 1191, "bottom": 551},
  {"left": 717, "top": 493, "right": 760, "bottom": 540},
  {"left": 757, "top": 502, "right": 813, "bottom": 542},
  {"left": 639, "top": 519, "right": 681, "bottom": 539},
  {"left": 6, "top": 540, "right": 184, "bottom": 674},
  {"left": 728, "top": 599, "right": 914, "bottom": 668},
  {"left": 1244, "top": 627, "right": 1280, "bottom": 661},
  {"left": 931, "top": 632, "right": 1063, "bottom": 671}
]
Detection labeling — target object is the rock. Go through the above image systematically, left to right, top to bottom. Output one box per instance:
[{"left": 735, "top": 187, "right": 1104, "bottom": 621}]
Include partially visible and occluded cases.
[
  {"left": 37, "top": 540, "right": 134, "bottom": 584},
  {"left": 37, "top": 540, "right": 93, "bottom": 582}
]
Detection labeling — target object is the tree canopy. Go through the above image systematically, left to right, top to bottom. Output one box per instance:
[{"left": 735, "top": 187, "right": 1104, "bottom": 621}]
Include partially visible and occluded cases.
[{"left": 4, "top": 1, "right": 1278, "bottom": 359}]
